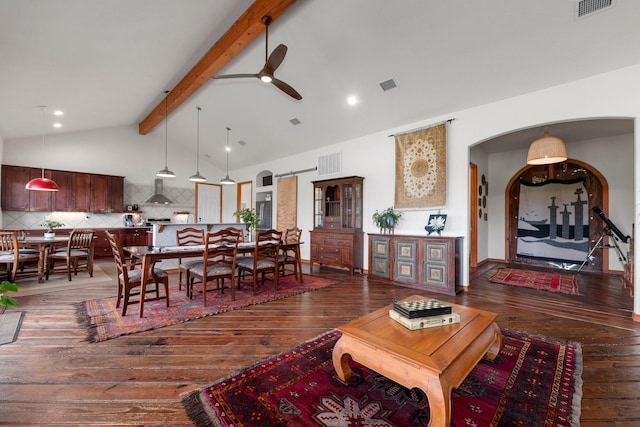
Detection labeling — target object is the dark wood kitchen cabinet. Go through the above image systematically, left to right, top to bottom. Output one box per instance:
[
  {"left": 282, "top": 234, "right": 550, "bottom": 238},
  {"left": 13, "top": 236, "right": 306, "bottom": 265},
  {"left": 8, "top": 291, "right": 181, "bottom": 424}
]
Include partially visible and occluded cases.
[
  {"left": 1, "top": 165, "right": 123, "bottom": 212},
  {"left": 1, "top": 165, "right": 52, "bottom": 211},
  {"left": 73, "top": 172, "right": 92, "bottom": 212},
  {"left": 90, "top": 174, "right": 124, "bottom": 213},
  {"left": 309, "top": 176, "right": 364, "bottom": 274},
  {"left": 93, "top": 228, "right": 149, "bottom": 258}
]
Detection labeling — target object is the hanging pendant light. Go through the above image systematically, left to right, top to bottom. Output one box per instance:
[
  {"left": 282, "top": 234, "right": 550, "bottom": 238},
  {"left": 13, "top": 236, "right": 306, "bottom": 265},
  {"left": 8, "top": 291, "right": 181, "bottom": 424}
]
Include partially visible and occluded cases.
[
  {"left": 156, "top": 91, "right": 176, "bottom": 178},
  {"left": 26, "top": 106, "right": 59, "bottom": 191},
  {"left": 188, "top": 106, "right": 207, "bottom": 182},
  {"left": 220, "top": 127, "right": 236, "bottom": 185},
  {"left": 527, "top": 129, "right": 567, "bottom": 165}
]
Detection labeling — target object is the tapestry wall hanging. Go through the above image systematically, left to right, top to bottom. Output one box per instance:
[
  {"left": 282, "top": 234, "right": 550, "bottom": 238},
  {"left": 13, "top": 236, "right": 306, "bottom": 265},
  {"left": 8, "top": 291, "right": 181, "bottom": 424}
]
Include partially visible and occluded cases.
[
  {"left": 394, "top": 123, "right": 446, "bottom": 209},
  {"left": 517, "top": 179, "right": 589, "bottom": 264}
]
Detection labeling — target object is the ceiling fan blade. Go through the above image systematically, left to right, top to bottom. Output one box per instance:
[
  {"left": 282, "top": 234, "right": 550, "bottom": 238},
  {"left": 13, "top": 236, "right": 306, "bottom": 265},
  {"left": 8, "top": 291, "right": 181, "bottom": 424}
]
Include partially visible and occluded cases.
[
  {"left": 265, "top": 44, "right": 288, "bottom": 74},
  {"left": 212, "top": 73, "right": 258, "bottom": 80},
  {"left": 272, "top": 78, "right": 302, "bottom": 100}
]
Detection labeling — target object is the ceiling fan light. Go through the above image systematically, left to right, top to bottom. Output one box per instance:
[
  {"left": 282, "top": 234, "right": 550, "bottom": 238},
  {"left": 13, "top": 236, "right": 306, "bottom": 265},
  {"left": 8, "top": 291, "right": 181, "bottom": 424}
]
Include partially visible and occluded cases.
[
  {"left": 260, "top": 75, "right": 272, "bottom": 83},
  {"left": 526, "top": 131, "right": 567, "bottom": 165},
  {"left": 25, "top": 177, "right": 59, "bottom": 191}
]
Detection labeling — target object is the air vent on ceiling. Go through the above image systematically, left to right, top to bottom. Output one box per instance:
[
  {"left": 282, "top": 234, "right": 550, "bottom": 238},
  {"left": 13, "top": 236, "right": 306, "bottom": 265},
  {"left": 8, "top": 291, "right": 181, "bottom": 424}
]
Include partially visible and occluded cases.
[
  {"left": 575, "top": 0, "right": 615, "bottom": 20},
  {"left": 379, "top": 78, "right": 398, "bottom": 92},
  {"left": 289, "top": 117, "right": 301, "bottom": 125},
  {"left": 236, "top": 140, "right": 246, "bottom": 146},
  {"left": 317, "top": 152, "right": 342, "bottom": 176}
]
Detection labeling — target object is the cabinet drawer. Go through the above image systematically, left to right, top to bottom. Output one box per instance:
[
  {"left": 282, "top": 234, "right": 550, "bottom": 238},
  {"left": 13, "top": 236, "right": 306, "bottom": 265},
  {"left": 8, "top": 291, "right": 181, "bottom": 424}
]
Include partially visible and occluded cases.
[
  {"left": 327, "top": 237, "right": 353, "bottom": 246},
  {"left": 319, "top": 246, "right": 342, "bottom": 257},
  {"left": 318, "top": 254, "right": 341, "bottom": 264}
]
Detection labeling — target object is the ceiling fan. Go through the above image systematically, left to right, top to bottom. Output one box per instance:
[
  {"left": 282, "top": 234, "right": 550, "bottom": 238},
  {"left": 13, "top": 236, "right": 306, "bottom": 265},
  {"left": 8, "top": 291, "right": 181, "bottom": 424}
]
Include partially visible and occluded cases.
[{"left": 211, "top": 16, "right": 302, "bottom": 100}]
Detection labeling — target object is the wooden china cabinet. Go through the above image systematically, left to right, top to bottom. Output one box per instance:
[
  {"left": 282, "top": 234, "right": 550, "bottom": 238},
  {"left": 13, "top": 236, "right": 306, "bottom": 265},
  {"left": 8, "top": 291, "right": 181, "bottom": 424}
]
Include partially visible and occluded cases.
[{"left": 310, "top": 176, "right": 364, "bottom": 275}]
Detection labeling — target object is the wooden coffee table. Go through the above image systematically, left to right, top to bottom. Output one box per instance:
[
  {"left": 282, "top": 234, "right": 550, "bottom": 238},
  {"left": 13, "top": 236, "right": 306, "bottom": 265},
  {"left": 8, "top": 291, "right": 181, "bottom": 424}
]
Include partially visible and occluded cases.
[{"left": 332, "top": 295, "right": 502, "bottom": 427}]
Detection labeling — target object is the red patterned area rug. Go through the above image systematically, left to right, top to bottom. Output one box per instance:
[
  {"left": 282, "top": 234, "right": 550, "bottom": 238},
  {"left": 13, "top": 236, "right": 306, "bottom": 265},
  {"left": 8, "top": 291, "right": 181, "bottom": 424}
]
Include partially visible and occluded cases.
[
  {"left": 489, "top": 268, "right": 579, "bottom": 295},
  {"left": 77, "top": 274, "right": 337, "bottom": 343},
  {"left": 182, "top": 328, "right": 582, "bottom": 427}
]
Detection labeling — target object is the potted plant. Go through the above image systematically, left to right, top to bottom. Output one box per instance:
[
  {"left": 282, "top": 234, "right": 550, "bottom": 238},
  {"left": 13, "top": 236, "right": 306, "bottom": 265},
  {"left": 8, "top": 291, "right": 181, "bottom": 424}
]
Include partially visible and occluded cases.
[
  {"left": 372, "top": 207, "right": 402, "bottom": 234},
  {"left": 233, "top": 208, "right": 260, "bottom": 241},
  {"left": 40, "top": 219, "right": 65, "bottom": 239},
  {"left": 0, "top": 280, "right": 18, "bottom": 316}
]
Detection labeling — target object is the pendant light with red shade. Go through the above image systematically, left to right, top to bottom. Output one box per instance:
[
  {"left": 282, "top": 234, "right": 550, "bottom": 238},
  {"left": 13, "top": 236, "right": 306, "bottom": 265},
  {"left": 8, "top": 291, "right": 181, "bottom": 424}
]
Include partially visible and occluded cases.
[{"left": 25, "top": 106, "right": 59, "bottom": 191}]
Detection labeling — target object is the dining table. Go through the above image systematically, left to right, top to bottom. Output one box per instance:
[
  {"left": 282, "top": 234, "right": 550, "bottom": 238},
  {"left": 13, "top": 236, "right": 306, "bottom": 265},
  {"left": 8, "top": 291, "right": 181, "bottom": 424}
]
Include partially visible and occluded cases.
[
  {"left": 18, "top": 235, "right": 70, "bottom": 283},
  {"left": 123, "top": 241, "right": 303, "bottom": 317}
]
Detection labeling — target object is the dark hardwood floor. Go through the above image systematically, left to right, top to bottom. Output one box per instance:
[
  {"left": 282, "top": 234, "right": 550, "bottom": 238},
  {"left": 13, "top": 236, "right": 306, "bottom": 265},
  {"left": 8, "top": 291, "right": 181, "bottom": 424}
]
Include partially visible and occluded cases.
[{"left": 1, "top": 260, "right": 639, "bottom": 425}]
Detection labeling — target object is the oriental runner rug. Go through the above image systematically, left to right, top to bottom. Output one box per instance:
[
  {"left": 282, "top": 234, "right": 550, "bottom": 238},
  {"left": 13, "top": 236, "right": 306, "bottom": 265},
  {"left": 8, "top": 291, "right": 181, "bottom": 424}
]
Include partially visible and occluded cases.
[
  {"left": 489, "top": 268, "right": 579, "bottom": 295},
  {"left": 77, "top": 274, "right": 337, "bottom": 343},
  {"left": 182, "top": 328, "right": 582, "bottom": 427}
]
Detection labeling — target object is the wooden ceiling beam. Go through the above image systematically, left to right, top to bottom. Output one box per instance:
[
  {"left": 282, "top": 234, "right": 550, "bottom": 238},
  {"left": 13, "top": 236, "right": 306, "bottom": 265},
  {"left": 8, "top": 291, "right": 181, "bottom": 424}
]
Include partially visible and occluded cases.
[{"left": 138, "top": 0, "right": 299, "bottom": 135}]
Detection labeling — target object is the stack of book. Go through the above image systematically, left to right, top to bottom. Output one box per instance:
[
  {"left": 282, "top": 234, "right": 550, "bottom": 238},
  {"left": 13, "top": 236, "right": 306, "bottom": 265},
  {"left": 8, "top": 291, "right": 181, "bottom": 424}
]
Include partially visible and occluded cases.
[{"left": 389, "top": 298, "right": 460, "bottom": 330}]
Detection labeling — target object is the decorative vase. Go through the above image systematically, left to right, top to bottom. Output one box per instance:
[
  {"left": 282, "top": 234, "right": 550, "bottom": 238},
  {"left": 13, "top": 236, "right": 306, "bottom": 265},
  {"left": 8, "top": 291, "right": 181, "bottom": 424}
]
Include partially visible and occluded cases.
[{"left": 44, "top": 232, "right": 55, "bottom": 239}]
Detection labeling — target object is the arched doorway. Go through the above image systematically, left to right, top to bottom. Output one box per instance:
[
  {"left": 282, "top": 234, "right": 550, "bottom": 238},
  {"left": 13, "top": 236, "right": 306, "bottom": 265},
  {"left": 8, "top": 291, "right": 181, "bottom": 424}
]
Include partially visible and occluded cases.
[{"left": 506, "top": 159, "right": 609, "bottom": 272}]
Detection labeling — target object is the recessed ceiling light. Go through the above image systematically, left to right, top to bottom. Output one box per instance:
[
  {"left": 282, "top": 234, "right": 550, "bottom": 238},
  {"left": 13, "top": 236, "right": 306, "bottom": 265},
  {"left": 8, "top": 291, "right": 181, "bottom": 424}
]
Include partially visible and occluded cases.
[
  {"left": 347, "top": 95, "right": 358, "bottom": 106},
  {"left": 53, "top": 110, "right": 64, "bottom": 116},
  {"left": 53, "top": 123, "right": 62, "bottom": 128}
]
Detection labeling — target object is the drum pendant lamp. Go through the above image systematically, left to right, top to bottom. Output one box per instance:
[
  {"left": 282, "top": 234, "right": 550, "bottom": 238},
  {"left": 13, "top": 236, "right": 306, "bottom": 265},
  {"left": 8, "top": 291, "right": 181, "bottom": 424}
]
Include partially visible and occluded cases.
[
  {"left": 26, "top": 106, "right": 59, "bottom": 191},
  {"left": 527, "top": 130, "right": 567, "bottom": 165}
]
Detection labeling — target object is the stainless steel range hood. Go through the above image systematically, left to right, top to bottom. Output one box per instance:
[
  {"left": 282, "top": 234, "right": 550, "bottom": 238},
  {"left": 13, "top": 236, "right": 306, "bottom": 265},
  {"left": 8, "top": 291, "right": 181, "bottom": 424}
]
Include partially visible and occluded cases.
[{"left": 144, "top": 179, "right": 173, "bottom": 204}]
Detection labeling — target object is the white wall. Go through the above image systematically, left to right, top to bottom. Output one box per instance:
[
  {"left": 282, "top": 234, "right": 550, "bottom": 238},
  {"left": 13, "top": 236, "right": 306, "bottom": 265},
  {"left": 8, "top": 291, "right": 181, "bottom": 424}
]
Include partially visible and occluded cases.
[
  {"left": 4, "top": 64, "right": 640, "bottom": 314},
  {"left": 3, "top": 124, "right": 225, "bottom": 187}
]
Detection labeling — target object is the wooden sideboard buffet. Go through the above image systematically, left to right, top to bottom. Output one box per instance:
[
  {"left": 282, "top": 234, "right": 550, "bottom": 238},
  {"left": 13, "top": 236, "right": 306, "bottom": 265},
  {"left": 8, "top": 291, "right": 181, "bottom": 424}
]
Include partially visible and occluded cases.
[
  {"left": 310, "top": 176, "right": 364, "bottom": 275},
  {"left": 368, "top": 233, "right": 463, "bottom": 295}
]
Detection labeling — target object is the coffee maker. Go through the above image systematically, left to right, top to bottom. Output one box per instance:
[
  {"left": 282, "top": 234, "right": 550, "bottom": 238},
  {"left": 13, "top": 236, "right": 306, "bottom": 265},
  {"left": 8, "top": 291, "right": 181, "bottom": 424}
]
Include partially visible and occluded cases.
[{"left": 123, "top": 214, "right": 134, "bottom": 227}]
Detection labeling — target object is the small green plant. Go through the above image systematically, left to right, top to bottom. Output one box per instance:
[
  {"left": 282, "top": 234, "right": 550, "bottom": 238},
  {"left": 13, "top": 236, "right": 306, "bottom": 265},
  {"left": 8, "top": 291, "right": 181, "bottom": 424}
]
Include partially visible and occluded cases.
[
  {"left": 372, "top": 207, "right": 402, "bottom": 233},
  {"left": 233, "top": 208, "right": 260, "bottom": 234},
  {"left": 40, "top": 219, "right": 65, "bottom": 232},
  {"left": 0, "top": 281, "right": 19, "bottom": 308}
]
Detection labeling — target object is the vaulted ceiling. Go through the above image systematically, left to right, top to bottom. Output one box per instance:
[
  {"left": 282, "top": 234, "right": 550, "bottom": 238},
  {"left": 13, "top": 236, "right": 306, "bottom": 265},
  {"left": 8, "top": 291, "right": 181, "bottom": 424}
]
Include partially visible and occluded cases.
[{"left": 1, "top": 0, "right": 638, "bottom": 171}]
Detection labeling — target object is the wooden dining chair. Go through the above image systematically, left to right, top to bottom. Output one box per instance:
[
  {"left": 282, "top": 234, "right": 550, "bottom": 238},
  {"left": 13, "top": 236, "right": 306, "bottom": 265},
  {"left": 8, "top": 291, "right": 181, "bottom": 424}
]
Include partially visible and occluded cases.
[
  {"left": 176, "top": 227, "right": 205, "bottom": 291},
  {"left": 279, "top": 227, "right": 302, "bottom": 281},
  {"left": 187, "top": 228, "right": 240, "bottom": 305},
  {"left": 45, "top": 229, "right": 95, "bottom": 281},
  {"left": 237, "top": 229, "right": 282, "bottom": 294},
  {"left": 0, "top": 230, "right": 40, "bottom": 282},
  {"left": 105, "top": 231, "right": 169, "bottom": 317}
]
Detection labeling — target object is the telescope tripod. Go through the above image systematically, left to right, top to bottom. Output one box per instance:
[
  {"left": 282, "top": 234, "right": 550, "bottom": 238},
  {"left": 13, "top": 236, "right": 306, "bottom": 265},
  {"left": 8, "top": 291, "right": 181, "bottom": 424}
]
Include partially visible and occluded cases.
[{"left": 578, "top": 227, "right": 626, "bottom": 273}]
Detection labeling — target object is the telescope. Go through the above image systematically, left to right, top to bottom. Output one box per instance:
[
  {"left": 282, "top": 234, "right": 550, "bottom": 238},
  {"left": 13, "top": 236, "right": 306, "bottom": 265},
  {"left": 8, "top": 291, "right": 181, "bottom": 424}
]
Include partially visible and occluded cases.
[{"left": 592, "top": 206, "right": 629, "bottom": 243}]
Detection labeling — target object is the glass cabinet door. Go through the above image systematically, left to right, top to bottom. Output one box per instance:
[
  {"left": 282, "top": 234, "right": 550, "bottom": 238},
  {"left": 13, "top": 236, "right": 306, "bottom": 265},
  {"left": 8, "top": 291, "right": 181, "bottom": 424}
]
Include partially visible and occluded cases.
[
  {"left": 355, "top": 182, "right": 362, "bottom": 229},
  {"left": 342, "top": 183, "right": 353, "bottom": 229},
  {"left": 314, "top": 186, "right": 324, "bottom": 228}
]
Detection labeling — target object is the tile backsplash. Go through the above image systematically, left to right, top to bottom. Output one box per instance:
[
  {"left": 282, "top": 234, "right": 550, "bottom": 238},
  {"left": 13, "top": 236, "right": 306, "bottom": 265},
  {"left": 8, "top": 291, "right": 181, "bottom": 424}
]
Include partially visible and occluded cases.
[{"left": 2, "top": 181, "right": 195, "bottom": 230}]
